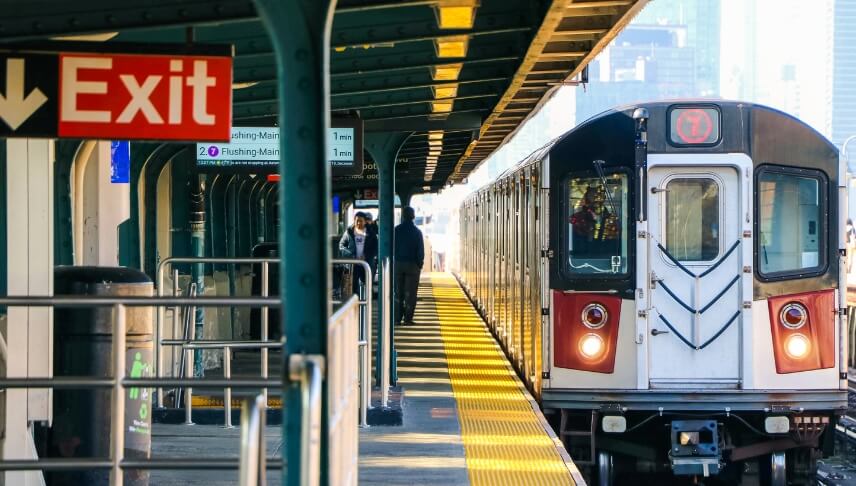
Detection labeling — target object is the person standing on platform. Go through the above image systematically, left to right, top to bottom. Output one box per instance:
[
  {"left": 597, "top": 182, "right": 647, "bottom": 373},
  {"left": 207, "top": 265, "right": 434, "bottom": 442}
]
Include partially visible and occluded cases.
[
  {"left": 394, "top": 206, "right": 424, "bottom": 326},
  {"left": 339, "top": 211, "right": 377, "bottom": 296},
  {"left": 364, "top": 212, "right": 379, "bottom": 281}
]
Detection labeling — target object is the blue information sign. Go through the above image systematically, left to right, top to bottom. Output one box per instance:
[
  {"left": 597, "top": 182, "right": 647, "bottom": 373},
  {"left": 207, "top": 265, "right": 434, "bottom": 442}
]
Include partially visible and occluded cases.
[{"left": 110, "top": 141, "right": 130, "bottom": 183}]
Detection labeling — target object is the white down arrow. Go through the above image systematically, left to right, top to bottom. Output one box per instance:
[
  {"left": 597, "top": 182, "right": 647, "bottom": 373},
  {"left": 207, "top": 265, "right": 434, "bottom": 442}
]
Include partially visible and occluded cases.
[{"left": 0, "top": 58, "right": 48, "bottom": 130}]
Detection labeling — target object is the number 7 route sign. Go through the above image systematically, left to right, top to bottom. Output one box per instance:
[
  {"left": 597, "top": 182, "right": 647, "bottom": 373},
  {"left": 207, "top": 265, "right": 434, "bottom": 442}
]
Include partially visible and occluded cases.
[{"left": 0, "top": 48, "right": 232, "bottom": 142}]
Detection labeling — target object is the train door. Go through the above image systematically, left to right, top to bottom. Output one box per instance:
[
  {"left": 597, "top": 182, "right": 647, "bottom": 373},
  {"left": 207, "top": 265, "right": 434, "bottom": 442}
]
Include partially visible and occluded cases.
[
  {"left": 646, "top": 157, "right": 745, "bottom": 386},
  {"left": 519, "top": 174, "right": 528, "bottom": 370},
  {"left": 499, "top": 183, "right": 508, "bottom": 345}
]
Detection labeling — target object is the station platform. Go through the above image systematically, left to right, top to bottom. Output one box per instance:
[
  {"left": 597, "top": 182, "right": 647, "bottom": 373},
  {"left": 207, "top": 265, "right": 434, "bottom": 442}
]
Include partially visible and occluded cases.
[
  {"left": 150, "top": 272, "right": 580, "bottom": 484},
  {"left": 359, "top": 272, "right": 582, "bottom": 485}
]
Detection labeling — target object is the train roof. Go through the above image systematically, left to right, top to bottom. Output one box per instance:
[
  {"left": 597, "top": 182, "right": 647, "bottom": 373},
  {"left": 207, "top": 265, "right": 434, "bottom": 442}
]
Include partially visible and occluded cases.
[{"left": 464, "top": 99, "right": 838, "bottom": 200}]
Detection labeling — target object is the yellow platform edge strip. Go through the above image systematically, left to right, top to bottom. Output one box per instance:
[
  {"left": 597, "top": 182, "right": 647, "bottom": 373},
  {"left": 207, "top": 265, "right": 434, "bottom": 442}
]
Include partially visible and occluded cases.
[
  {"left": 430, "top": 272, "right": 581, "bottom": 486},
  {"left": 191, "top": 396, "right": 282, "bottom": 408}
]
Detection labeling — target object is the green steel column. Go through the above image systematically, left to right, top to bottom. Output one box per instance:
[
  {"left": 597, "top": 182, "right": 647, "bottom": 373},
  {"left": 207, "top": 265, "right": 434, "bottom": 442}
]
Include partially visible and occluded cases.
[
  {"left": 251, "top": 1, "right": 335, "bottom": 485},
  {"left": 366, "top": 133, "right": 409, "bottom": 388},
  {"left": 225, "top": 176, "right": 238, "bottom": 339},
  {"left": 190, "top": 177, "right": 206, "bottom": 376},
  {"left": 398, "top": 185, "right": 414, "bottom": 208}
]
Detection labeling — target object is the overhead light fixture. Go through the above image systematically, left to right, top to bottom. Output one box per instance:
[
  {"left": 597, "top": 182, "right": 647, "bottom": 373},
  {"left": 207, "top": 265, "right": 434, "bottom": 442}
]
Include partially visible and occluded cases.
[
  {"left": 436, "top": 5, "right": 476, "bottom": 29},
  {"left": 51, "top": 32, "right": 119, "bottom": 42},
  {"left": 435, "top": 36, "right": 469, "bottom": 58},
  {"left": 432, "top": 63, "right": 463, "bottom": 81},
  {"left": 232, "top": 81, "right": 259, "bottom": 90},
  {"left": 433, "top": 84, "right": 459, "bottom": 99},
  {"left": 431, "top": 100, "right": 453, "bottom": 113},
  {"left": 428, "top": 131, "right": 444, "bottom": 141},
  {"left": 428, "top": 139, "right": 443, "bottom": 147},
  {"left": 428, "top": 150, "right": 442, "bottom": 157}
]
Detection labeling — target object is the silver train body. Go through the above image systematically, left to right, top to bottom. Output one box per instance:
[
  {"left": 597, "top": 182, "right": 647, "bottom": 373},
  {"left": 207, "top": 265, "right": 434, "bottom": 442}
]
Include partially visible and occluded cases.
[{"left": 457, "top": 101, "right": 848, "bottom": 484}]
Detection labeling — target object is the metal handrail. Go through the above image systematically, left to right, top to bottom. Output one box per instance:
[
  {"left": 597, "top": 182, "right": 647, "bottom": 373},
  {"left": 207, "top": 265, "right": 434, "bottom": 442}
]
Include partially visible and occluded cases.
[
  {"left": 0, "top": 296, "right": 280, "bottom": 307},
  {"left": 164, "top": 339, "right": 284, "bottom": 349},
  {"left": 289, "top": 353, "right": 324, "bottom": 486},
  {"left": 239, "top": 394, "right": 267, "bottom": 486}
]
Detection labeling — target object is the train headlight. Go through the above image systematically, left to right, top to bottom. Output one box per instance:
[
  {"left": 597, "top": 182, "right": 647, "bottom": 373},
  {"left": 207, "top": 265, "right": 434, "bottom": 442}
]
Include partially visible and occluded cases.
[
  {"left": 581, "top": 303, "right": 608, "bottom": 329},
  {"left": 780, "top": 303, "right": 807, "bottom": 329},
  {"left": 579, "top": 333, "right": 605, "bottom": 359},
  {"left": 785, "top": 334, "right": 811, "bottom": 359}
]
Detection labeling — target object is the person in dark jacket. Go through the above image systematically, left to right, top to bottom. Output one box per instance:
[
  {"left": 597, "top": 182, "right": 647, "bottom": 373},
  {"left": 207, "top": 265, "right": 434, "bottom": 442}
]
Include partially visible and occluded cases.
[
  {"left": 394, "top": 206, "right": 424, "bottom": 325},
  {"left": 339, "top": 212, "right": 378, "bottom": 295},
  {"left": 363, "top": 212, "right": 379, "bottom": 279}
]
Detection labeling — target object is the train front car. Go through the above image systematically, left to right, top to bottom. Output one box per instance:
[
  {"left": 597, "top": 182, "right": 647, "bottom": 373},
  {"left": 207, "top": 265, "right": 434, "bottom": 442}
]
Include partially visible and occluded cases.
[
  {"left": 456, "top": 100, "right": 848, "bottom": 483},
  {"left": 540, "top": 101, "right": 848, "bottom": 484}
]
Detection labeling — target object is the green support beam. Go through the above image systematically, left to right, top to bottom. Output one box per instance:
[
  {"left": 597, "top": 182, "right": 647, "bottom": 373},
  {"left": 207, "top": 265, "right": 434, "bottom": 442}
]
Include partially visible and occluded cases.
[
  {"left": 251, "top": 1, "right": 336, "bottom": 485},
  {"left": 366, "top": 132, "right": 410, "bottom": 389}
]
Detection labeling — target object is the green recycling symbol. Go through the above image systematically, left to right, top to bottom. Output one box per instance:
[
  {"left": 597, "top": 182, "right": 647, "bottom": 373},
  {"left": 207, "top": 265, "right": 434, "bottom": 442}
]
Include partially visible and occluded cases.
[{"left": 139, "top": 403, "right": 148, "bottom": 420}]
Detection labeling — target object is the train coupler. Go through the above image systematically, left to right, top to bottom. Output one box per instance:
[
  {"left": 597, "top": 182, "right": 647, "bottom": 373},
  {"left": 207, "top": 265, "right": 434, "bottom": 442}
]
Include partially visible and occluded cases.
[{"left": 669, "top": 420, "right": 722, "bottom": 477}]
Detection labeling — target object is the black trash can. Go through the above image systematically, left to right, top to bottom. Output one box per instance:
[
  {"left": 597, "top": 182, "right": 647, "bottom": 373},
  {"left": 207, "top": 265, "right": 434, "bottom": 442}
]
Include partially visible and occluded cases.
[
  {"left": 250, "top": 242, "right": 280, "bottom": 341},
  {"left": 49, "top": 266, "right": 153, "bottom": 486}
]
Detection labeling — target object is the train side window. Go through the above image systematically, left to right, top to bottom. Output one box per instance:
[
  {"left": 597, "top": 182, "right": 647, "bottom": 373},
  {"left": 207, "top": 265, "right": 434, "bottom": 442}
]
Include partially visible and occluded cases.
[
  {"left": 757, "top": 167, "right": 826, "bottom": 277},
  {"left": 566, "top": 172, "right": 629, "bottom": 275},
  {"left": 664, "top": 178, "right": 720, "bottom": 262}
]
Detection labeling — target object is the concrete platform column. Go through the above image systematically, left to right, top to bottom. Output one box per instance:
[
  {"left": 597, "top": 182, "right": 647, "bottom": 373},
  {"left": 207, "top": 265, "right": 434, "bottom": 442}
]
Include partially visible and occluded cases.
[{"left": 3, "top": 138, "right": 54, "bottom": 486}]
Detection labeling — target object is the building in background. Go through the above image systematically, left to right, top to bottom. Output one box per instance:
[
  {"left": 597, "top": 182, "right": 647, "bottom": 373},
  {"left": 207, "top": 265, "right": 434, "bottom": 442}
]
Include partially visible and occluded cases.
[
  {"left": 575, "top": 0, "right": 721, "bottom": 122},
  {"left": 721, "top": 0, "right": 834, "bottom": 138},
  {"left": 833, "top": 0, "right": 856, "bottom": 148}
]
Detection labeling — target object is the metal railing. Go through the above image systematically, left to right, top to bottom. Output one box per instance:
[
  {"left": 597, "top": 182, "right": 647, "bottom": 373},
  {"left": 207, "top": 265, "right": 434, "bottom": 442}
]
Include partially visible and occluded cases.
[
  {"left": 155, "top": 257, "right": 374, "bottom": 428},
  {"left": 156, "top": 257, "right": 280, "bottom": 409},
  {"left": 332, "top": 258, "right": 373, "bottom": 427},
  {"left": 327, "top": 295, "right": 360, "bottom": 486},
  {"left": 0, "top": 296, "right": 282, "bottom": 485},
  {"left": 159, "top": 339, "right": 283, "bottom": 427},
  {"left": 288, "top": 351, "right": 324, "bottom": 486},
  {"left": 238, "top": 393, "right": 268, "bottom": 486}
]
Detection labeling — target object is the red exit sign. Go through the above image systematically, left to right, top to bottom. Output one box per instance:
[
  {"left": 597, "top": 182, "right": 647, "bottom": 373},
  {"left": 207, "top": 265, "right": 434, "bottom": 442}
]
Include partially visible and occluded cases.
[
  {"left": 0, "top": 47, "right": 232, "bottom": 141},
  {"left": 58, "top": 53, "right": 232, "bottom": 141}
]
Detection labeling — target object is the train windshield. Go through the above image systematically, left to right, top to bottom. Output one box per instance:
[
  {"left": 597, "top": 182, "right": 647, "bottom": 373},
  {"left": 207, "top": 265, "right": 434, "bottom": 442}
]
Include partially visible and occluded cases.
[{"left": 567, "top": 172, "right": 629, "bottom": 274}]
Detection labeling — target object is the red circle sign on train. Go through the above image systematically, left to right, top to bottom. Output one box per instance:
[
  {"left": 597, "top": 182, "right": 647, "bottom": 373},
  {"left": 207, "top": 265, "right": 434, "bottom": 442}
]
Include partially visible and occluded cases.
[{"left": 675, "top": 108, "right": 714, "bottom": 144}]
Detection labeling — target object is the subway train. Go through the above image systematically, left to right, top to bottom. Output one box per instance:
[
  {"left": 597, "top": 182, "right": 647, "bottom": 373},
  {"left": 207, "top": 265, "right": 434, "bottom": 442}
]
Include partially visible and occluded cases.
[{"left": 456, "top": 100, "right": 848, "bottom": 485}]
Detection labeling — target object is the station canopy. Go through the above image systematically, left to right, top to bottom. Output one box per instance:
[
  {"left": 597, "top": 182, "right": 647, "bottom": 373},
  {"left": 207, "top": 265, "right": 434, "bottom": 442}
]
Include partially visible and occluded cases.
[{"left": 0, "top": 0, "right": 646, "bottom": 194}]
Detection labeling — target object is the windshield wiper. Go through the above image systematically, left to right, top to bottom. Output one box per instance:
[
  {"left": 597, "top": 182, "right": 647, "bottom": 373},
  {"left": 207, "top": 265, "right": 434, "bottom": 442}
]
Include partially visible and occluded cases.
[{"left": 592, "top": 160, "right": 619, "bottom": 217}]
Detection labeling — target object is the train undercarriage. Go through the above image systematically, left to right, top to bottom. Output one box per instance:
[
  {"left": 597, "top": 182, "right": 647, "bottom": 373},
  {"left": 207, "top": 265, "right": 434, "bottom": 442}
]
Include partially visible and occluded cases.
[{"left": 545, "top": 405, "right": 839, "bottom": 485}]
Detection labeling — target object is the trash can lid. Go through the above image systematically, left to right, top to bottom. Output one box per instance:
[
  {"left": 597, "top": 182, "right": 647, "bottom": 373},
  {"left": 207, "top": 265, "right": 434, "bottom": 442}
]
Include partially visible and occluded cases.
[
  {"left": 252, "top": 242, "right": 278, "bottom": 257},
  {"left": 55, "top": 266, "right": 152, "bottom": 287}
]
